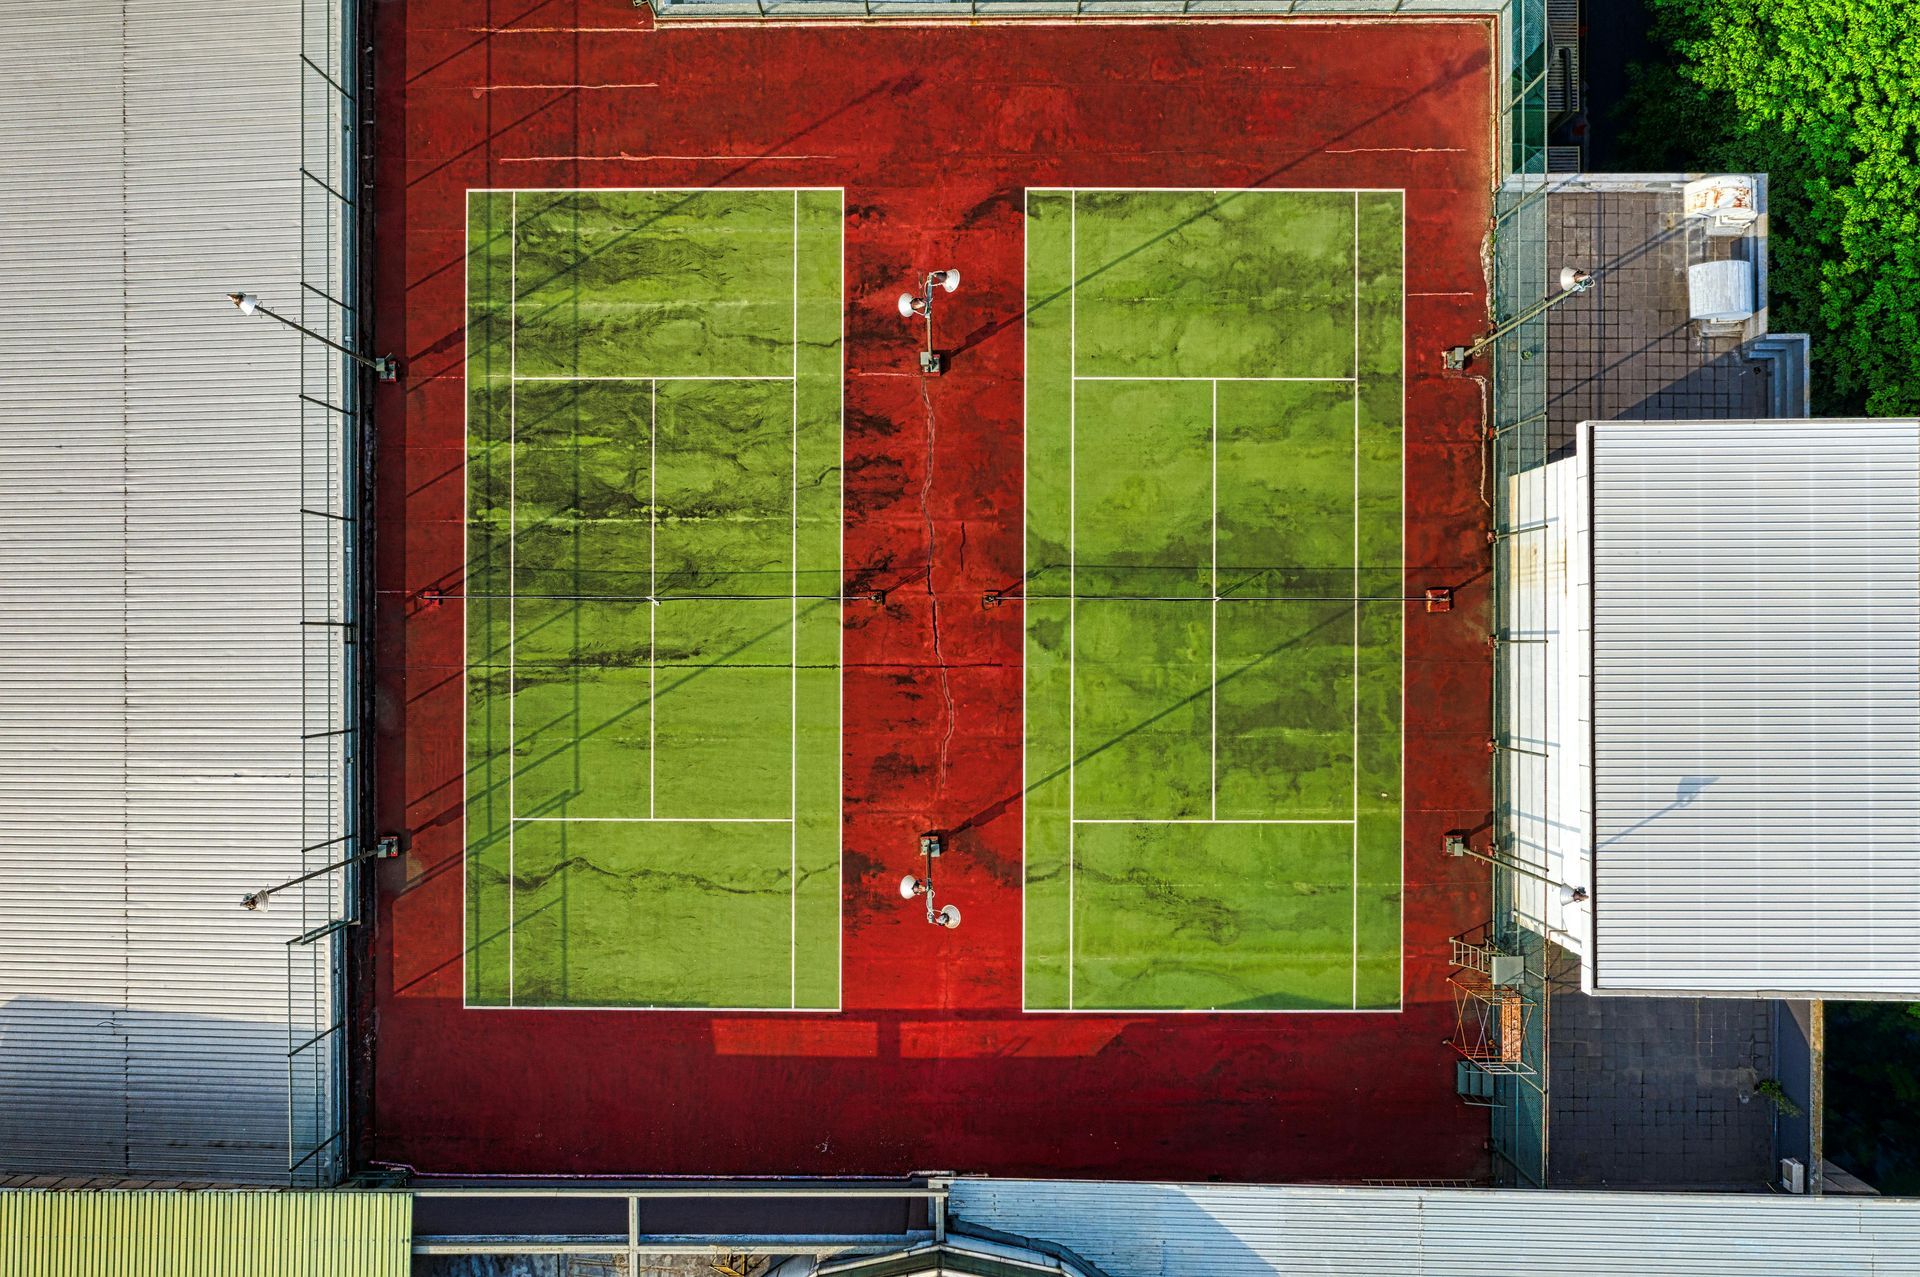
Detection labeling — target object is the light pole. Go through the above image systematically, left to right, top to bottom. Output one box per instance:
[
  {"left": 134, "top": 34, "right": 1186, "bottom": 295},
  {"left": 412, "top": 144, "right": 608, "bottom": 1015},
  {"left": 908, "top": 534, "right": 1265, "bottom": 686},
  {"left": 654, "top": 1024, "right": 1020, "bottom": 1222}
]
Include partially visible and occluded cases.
[
  {"left": 1443, "top": 267, "right": 1595, "bottom": 371},
  {"left": 896, "top": 269, "right": 961, "bottom": 375},
  {"left": 228, "top": 291, "right": 398, "bottom": 382},
  {"left": 1443, "top": 830, "right": 1587, "bottom": 904},
  {"left": 899, "top": 831, "right": 962, "bottom": 928},
  {"left": 240, "top": 835, "right": 402, "bottom": 911}
]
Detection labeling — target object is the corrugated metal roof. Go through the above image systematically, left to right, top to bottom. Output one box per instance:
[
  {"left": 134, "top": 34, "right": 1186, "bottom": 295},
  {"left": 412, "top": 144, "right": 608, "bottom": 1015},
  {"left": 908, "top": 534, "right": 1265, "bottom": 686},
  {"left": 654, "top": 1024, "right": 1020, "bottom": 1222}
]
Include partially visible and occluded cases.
[
  {"left": 0, "top": 0, "right": 346, "bottom": 1180},
  {"left": 1582, "top": 419, "right": 1920, "bottom": 995},
  {"left": 948, "top": 1179, "right": 1920, "bottom": 1276},
  {"left": 0, "top": 1190, "right": 409, "bottom": 1277}
]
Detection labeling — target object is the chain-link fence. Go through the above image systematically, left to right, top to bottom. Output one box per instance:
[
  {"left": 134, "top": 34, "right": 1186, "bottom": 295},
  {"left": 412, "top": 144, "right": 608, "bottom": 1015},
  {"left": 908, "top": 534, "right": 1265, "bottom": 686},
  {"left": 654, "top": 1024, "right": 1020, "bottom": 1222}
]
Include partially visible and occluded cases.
[{"left": 441, "top": 0, "right": 1559, "bottom": 1186}]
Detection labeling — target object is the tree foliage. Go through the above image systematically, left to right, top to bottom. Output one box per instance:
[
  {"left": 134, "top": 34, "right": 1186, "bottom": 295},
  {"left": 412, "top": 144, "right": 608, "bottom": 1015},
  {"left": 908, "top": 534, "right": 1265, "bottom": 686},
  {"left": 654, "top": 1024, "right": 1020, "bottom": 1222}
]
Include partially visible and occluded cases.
[
  {"left": 1618, "top": 0, "right": 1920, "bottom": 415},
  {"left": 1826, "top": 1002, "right": 1920, "bottom": 1194}
]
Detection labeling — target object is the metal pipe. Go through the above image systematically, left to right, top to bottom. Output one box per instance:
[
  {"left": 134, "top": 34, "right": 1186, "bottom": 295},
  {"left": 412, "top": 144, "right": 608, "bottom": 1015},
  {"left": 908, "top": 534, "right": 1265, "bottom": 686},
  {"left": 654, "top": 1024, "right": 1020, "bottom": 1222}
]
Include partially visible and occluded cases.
[
  {"left": 1445, "top": 269, "right": 1594, "bottom": 370},
  {"left": 228, "top": 291, "right": 397, "bottom": 380},
  {"left": 1447, "top": 837, "right": 1585, "bottom": 900},
  {"left": 242, "top": 838, "right": 397, "bottom": 910}
]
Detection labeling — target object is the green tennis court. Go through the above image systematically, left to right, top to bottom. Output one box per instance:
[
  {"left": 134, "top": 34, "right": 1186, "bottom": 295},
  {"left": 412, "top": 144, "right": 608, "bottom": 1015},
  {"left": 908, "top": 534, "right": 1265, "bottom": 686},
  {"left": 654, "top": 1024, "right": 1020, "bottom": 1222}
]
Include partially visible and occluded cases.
[
  {"left": 464, "top": 188, "right": 843, "bottom": 1010},
  {"left": 1022, "top": 188, "right": 1405, "bottom": 1012}
]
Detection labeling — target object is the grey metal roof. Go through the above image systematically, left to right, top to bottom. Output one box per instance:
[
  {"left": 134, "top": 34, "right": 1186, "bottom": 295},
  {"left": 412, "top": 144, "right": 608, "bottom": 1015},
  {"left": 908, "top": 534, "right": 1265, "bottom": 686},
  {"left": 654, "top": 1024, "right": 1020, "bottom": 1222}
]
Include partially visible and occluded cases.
[
  {"left": 1581, "top": 419, "right": 1920, "bottom": 996},
  {"left": 948, "top": 1179, "right": 1920, "bottom": 1276}
]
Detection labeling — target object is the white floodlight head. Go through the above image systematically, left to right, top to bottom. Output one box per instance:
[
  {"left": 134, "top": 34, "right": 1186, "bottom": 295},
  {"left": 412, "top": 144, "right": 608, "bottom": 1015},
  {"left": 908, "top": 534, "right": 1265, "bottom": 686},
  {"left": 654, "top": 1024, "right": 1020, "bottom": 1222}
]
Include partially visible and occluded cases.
[
  {"left": 1559, "top": 266, "right": 1593, "bottom": 293},
  {"left": 934, "top": 269, "right": 960, "bottom": 294},
  {"left": 228, "top": 291, "right": 260, "bottom": 316},
  {"left": 897, "top": 292, "right": 923, "bottom": 319},
  {"left": 899, "top": 874, "right": 923, "bottom": 900},
  {"left": 1557, "top": 883, "right": 1589, "bottom": 905},
  {"left": 241, "top": 889, "right": 270, "bottom": 911},
  {"left": 934, "top": 904, "right": 961, "bottom": 929}
]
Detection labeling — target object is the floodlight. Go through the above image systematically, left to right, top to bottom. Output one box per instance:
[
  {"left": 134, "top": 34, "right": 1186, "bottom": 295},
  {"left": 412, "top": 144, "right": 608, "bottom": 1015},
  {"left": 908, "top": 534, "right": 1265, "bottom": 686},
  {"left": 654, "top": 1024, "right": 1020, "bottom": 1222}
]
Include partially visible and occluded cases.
[
  {"left": 1559, "top": 266, "right": 1594, "bottom": 293},
  {"left": 900, "top": 267, "right": 962, "bottom": 374},
  {"left": 228, "top": 291, "right": 260, "bottom": 316},
  {"left": 903, "top": 830, "right": 963, "bottom": 925},
  {"left": 241, "top": 889, "right": 270, "bottom": 911}
]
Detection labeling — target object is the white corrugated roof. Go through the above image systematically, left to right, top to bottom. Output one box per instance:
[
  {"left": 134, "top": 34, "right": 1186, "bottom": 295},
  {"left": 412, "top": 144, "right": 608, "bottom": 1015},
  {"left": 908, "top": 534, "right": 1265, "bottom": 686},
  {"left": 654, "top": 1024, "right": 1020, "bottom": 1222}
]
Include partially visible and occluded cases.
[
  {"left": 0, "top": 0, "right": 347, "bottom": 1181},
  {"left": 1580, "top": 418, "right": 1920, "bottom": 996},
  {"left": 949, "top": 1178, "right": 1920, "bottom": 1276}
]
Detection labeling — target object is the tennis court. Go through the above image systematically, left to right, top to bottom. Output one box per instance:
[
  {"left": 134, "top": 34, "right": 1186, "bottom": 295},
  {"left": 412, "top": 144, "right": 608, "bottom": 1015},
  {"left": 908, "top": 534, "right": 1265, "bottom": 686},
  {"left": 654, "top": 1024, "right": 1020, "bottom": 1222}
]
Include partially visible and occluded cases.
[
  {"left": 464, "top": 188, "right": 844, "bottom": 1010},
  {"left": 1022, "top": 188, "right": 1405, "bottom": 1012}
]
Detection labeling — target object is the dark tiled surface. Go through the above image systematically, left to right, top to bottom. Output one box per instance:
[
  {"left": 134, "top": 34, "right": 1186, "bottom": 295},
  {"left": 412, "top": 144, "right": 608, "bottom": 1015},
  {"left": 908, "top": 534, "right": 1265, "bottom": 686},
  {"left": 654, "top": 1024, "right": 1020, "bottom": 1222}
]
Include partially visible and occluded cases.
[
  {"left": 1546, "top": 189, "right": 1772, "bottom": 453},
  {"left": 1549, "top": 988, "right": 1777, "bottom": 1188}
]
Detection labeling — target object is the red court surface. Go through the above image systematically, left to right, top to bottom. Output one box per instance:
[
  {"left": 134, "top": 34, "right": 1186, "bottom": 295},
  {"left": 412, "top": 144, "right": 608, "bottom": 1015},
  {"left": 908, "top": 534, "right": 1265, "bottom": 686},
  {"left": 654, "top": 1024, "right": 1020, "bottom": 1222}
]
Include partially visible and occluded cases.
[{"left": 367, "top": 1, "right": 1497, "bottom": 1180}]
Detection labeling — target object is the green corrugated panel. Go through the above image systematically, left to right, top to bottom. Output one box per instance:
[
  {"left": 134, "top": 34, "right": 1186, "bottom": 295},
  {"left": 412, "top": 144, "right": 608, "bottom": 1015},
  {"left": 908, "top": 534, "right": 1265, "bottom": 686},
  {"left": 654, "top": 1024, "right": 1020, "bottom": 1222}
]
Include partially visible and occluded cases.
[{"left": 0, "top": 1190, "right": 410, "bottom": 1277}]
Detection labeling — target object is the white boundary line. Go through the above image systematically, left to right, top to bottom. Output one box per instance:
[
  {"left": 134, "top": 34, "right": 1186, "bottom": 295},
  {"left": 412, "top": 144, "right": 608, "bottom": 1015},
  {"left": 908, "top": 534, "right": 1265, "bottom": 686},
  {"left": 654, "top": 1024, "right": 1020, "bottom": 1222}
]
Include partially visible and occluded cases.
[
  {"left": 460, "top": 186, "right": 846, "bottom": 1015},
  {"left": 468, "top": 186, "right": 846, "bottom": 193},
  {"left": 1023, "top": 186, "right": 1410, "bottom": 1016},
  {"left": 1028, "top": 186, "right": 1407, "bottom": 193},
  {"left": 835, "top": 187, "right": 847, "bottom": 1006},
  {"left": 789, "top": 188, "right": 800, "bottom": 1011},
  {"left": 1019, "top": 188, "right": 1030, "bottom": 1017},
  {"left": 507, "top": 189, "right": 519, "bottom": 1009},
  {"left": 1066, "top": 189, "right": 1078, "bottom": 1013},
  {"left": 1351, "top": 189, "right": 1361, "bottom": 1011},
  {"left": 460, "top": 192, "right": 472, "bottom": 1008},
  {"left": 1397, "top": 192, "right": 1408, "bottom": 1009},
  {"left": 1075, "top": 375, "right": 1352, "bottom": 383},
  {"left": 1210, "top": 377, "right": 1219, "bottom": 822},
  {"left": 649, "top": 379, "right": 658, "bottom": 818},
  {"left": 519, "top": 816, "right": 794, "bottom": 824},
  {"left": 1075, "top": 818, "right": 1355, "bottom": 826}
]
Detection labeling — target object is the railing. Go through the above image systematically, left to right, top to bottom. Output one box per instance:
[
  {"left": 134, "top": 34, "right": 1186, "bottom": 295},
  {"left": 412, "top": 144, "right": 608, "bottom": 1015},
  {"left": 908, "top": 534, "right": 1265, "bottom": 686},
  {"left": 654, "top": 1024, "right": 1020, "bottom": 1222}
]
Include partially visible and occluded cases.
[
  {"left": 289, "top": 0, "right": 369, "bottom": 1189},
  {"left": 410, "top": 1182, "right": 947, "bottom": 1261}
]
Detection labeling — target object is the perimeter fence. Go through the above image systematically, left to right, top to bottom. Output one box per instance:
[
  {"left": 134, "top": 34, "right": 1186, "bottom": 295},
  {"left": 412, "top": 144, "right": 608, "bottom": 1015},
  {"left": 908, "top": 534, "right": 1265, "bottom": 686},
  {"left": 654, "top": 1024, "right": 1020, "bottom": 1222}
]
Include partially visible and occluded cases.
[
  {"left": 290, "top": 0, "right": 372, "bottom": 1188},
  {"left": 445, "top": 0, "right": 1557, "bottom": 1185}
]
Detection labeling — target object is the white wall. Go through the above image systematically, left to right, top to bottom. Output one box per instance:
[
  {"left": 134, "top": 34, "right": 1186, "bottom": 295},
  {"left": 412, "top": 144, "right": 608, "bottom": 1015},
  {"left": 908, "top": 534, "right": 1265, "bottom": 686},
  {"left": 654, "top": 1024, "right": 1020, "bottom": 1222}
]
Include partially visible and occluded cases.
[{"left": 1503, "top": 458, "right": 1591, "bottom": 959}]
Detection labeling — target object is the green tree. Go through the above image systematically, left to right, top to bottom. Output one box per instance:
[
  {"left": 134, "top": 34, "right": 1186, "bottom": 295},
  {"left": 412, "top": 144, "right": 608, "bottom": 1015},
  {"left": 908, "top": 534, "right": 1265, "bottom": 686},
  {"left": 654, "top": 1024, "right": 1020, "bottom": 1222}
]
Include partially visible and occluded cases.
[
  {"left": 1618, "top": 0, "right": 1920, "bottom": 415},
  {"left": 1826, "top": 1002, "right": 1920, "bottom": 1194}
]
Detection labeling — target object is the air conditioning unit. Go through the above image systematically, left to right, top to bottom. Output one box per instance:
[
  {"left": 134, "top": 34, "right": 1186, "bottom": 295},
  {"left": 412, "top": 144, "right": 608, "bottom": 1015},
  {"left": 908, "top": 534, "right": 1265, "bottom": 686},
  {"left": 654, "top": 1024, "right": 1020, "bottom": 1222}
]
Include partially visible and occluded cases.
[
  {"left": 1683, "top": 175, "right": 1760, "bottom": 237},
  {"left": 1689, "top": 260, "right": 1756, "bottom": 326},
  {"left": 1780, "top": 1158, "right": 1807, "bottom": 1194}
]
